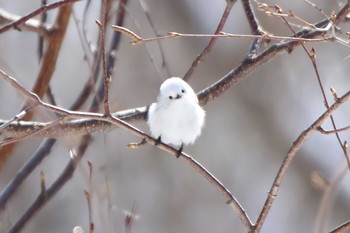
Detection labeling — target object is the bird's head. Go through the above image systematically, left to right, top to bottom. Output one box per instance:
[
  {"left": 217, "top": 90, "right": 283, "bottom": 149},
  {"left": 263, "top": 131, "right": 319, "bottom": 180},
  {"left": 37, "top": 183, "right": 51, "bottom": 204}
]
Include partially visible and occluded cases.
[{"left": 158, "top": 77, "right": 197, "bottom": 103}]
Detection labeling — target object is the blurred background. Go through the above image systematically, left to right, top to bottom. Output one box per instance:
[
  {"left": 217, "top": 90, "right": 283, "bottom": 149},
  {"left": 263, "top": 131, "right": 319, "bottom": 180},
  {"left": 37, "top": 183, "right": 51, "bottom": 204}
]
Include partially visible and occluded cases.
[{"left": 1, "top": 0, "right": 350, "bottom": 232}]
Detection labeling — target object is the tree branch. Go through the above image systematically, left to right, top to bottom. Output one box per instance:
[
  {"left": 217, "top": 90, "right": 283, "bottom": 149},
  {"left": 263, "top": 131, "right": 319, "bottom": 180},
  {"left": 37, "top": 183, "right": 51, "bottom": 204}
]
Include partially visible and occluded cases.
[
  {"left": 0, "top": 0, "right": 80, "bottom": 34},
  {"left": 182, "top": 0, "right": 238, "bottom": 81},
  {"left": 0, "top": 8, "right": 52, "bottom": 37},
  {"left": 252, "top": 90, "right": 350, "bottom": 232}
]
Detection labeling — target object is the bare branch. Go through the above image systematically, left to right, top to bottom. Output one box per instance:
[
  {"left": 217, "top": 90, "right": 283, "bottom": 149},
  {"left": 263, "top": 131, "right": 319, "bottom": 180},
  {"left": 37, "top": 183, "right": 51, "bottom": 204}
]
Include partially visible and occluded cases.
[
  {"left": 0, "top": 0, "right": 81, "bottom": 34},
  {"left": 37, "top": 0, "right": 48, "bottom": 60},
  {"left": 182, "top": 0, "right": 238, "bottom": 81},
  {"left": 0, "top": 8, "right": 52, "bottom": 37},
  {"left": 111, "top": 27, "right": 329, "bottom": 44},
  {"left": 252, "top": 90, "right": 350, "bottom": 233},
  {"left": 317, "top": 126, "right": 350, "bottom": 134},
  {"left": 6, "top": 136, "right": 91, "bottom": 233},
  {"left": 0, "top": 139, "right": 56, "bottom": 210},
  {"left": 314, "top": 163, "right": 348, "bottom": 233}
]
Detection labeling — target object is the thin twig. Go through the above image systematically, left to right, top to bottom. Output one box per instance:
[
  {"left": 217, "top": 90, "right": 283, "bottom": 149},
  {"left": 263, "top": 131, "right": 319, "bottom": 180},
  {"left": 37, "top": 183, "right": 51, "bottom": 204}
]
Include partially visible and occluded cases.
[
  {"left": 0, "top": 0, "right": 80, "bottom": 34},
  {"left": 107, "top": 0, "right": 128, "bottom": 76},
  {"left": 138, "top": 0, "right": 170, "bottom": 78},
  {"left": 182, "top": 0, "right": 238, "bottom": 81},
  {"left": 241, "top": 0, "right": 265, "bottom": 55},
  {"left": 0, "top": 8, "right": 52, "bottom": 37},
  {"left": 71, "top": 10, "right": 93, "bottom": 68},
  {"left": 111, "top": 27, "right": 329, "bottom": 44},
  {"left": 308, "top": 48, "right": 350, "bottom": 168},
  {"left": 317, "top": 125, "right": 350, "bottom": 134},
  {"left": 7, "top": 135, "right": 91, "bottom": 233},
  {"left": 0, "top": 139, "right": 56, "bottom": 210},
  {"left": 314, "top": 163, "right": 348, "bottom": 233}
]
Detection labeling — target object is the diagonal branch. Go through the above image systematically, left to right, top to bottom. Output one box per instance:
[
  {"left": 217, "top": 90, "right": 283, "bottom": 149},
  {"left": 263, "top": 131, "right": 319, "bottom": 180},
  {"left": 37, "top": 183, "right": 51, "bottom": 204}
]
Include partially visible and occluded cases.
[
  {"left": 0, "top": 0, "right": 80, "bottom": 34},
  {"left": 182, "top": 0, "right": 238, "bottom": 81},
  {"left": 0, "top": 8, "right": 52, "bottom": 37},
  {"left": 252, "top": 90, "right": 350, "bottom": 233},
  {"left": 7, "top": 136, "right": 91, "bottom": 233}
]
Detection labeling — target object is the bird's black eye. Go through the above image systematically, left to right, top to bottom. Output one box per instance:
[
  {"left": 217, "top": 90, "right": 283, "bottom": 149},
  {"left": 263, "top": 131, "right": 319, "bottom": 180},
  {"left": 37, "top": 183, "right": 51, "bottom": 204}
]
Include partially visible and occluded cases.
[
  {"left": 181, "top": 89, "right": 185, "bottom": 93},
  {"left": 169, "top": 96, "right": 173, "bottom": 99}
]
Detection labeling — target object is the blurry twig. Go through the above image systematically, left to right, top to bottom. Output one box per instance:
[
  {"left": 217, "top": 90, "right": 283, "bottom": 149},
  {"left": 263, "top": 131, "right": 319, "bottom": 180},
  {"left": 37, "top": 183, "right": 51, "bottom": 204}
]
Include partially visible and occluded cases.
[
  {"left": 0, "top": 0, "right": 80, "bottom": 34},
  {"left": 38, "top": 0, "right": 48, "bottom": 60},
  {"left": 108, "top": 0, "right": 128, "bottom": 76},
  {"left": 138, "top": 0, "right": 170, "bottom": 79},
  {"left": 182, "top": 0, "right": 238, "bottom": 81},
  {"left": 242, "top": 0, "right": 266, "bottom": 56},
  {"left": 255, "top": 1, "right": 332, "bottom": 31},
  {"left": 0, "top": 8, "right": 52, "bottom": 37},
  {"left": 72, "top": 10, "right": 93, "bottom": 68},
  {"left": 111, "top": 26, "right": 328, "bottom": 44},
  {"left": 7, "top": 135, "right": 91, "bottom": 233},
  {"left": 0, "top": 139, "right": 56, "bottom": 210},
  {"left": 314, "top": 163, "right": 348, "bottom": 233},
  {"left": 84, "top": 190, "right": 94, "bottom": 233},
  {"left": 124, "top": 202, "right": 137, "bottom": 233}
]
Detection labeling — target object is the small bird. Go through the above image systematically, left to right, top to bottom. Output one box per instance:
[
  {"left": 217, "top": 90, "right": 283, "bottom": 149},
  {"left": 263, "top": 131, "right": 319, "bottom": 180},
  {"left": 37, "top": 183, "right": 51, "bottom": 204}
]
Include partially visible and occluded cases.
[{"left": 147, "top": 77, "right": 205, "bottom": 156}]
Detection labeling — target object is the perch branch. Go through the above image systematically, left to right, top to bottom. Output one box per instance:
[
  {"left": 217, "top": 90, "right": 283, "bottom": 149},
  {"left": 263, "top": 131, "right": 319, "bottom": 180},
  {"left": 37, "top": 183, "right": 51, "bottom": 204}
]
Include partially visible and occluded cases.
[{"left": 0, "top": 69, "right": 254, "bottom": 230}]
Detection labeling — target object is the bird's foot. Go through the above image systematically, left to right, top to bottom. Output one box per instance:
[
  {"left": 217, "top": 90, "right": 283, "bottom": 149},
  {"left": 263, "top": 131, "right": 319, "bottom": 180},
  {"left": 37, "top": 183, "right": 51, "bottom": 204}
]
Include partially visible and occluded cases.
[
  {"left": 155, "top": 136, "right": 161, "bottom": 146},
  {"left": 176, "top": 144, "right": 183, "bottom": 158}
]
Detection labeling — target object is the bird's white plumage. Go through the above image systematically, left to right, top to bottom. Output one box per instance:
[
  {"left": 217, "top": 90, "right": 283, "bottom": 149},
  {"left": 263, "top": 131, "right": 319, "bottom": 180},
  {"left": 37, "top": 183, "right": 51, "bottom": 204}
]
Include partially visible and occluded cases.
[{"left": 147, "top": 77, "right": 205, "bottom": 147}]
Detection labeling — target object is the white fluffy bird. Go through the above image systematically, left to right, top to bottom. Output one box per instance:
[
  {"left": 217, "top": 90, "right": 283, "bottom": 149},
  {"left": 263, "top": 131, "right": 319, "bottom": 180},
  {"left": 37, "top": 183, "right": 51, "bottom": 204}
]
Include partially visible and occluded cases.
[{"left": 147, "top": 77, "right": 205, "bottom": 155}]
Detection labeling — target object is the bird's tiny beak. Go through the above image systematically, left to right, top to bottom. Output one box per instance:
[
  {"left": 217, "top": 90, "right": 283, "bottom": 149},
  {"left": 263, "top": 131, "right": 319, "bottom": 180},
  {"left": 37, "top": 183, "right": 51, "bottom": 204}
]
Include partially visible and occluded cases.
[{"left": 175, "top": 94, "right": 182, "bottom": 99}]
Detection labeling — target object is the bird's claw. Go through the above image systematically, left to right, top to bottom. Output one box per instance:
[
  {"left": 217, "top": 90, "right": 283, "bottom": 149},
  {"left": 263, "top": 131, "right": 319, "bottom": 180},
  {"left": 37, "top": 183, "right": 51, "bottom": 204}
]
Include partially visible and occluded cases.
[
  {"left": 155, "top": 136, "right": 161, "bottom": 146},
  {"left": 176, "top": 144, "right": 183, "bottom": 158}
]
